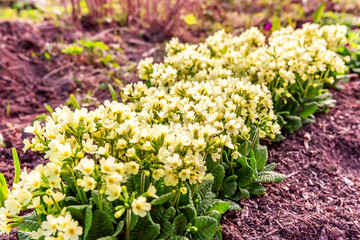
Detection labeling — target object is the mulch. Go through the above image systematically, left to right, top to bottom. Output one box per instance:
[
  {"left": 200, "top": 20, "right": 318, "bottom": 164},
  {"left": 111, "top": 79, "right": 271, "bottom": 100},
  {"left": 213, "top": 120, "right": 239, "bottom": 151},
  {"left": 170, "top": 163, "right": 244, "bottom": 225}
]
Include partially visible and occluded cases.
[
  {"left": 0, "top": 20, "right": 360, "bottom": 240},
  {"left": 222, "top": 79, "right": 360, "bottom": 240}
]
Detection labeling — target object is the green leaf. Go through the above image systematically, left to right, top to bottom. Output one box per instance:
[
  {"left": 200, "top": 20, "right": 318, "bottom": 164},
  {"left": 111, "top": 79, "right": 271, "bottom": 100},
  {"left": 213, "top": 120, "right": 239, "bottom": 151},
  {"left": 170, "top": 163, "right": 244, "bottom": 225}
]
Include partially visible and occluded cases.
[
  {"left": 313, "top": 2, "right": 325, "bottom": 22},
  {"left": 272, "top": 14, "right": 281, "bottom": 31},
  {"left": 220, "top": 46, "right": 228, "bottom": 55},
  {"left": 108, "top": 84, "right": 118, "bottom": 101},
  {"left": 70, "top": 94, "right": 80, "bottom": 109},
  {"left": 299, "top": 102, "right": 318, "bottom": 118},
  {"left": 44, "top": 103, "right": 53, "bottom": 113},
  {"left": 283, "top": 115, "right": 302, "bottom": 132},
  {"left": 301, "top": 117, "right": 316, "bottom": 125},
  {"left": 272, "top": 134, "right": 285, "bottom": 142},
  {"left": 238, "top": 141, "right": 250, "bottom": 156},
  {"left": 253, "top": 143, "right": 268, "bottom": 171},
  {"left": 12, "top": 148, "right": 20, "bottom": 185},
  {"left": 236, "top": 157, "right": 255, "bottom": 187},
  {"left": 262, "top": 163, "right": 276, "bottom": 171},
  {"left": 210, "top": 165, "right": 225, "bottom": 193},
  {"left": 257, "top": 171, "right": 286, "bottom": 183},
  {"left": 0, "top": 173, "right": 9, "bottom": 206},
  {"left": 62, "top": 173, "right": 76, "bottom": 194},
  {"left": 224, "top": 175, "right": 238, "bottom": 183},
  {"left": 221, "top": 181, "right": 237, "bottom": 198},
  {"left": 248, "top": 183, "right": 266, "bottom": 195},
  {"left": 239, "top": 187, "right": 250, "bottom": 199},
  {"left": 229, "top": 190, "right": 242, "bottom": 201},
  {"left": 91, "top": 191, "right": 116, "bottom": 223},
  {"left": 151, "top": 192, "right": 176, "bottom": 205},
  {"left": 64, "top": 196, "right": 80, "bottom": 205},
  {"left": 209, "top": 201, "right": 230, "bottom": 214},
  {"left": 227, "top": 201, "right": 242, "bottom": 211},
  {"left": 178, "top": 203, "right": 197, "bottom": 221},
  {"left": 67, "top": 205, "right": 90, "bottom": 221},
  {"left": 84, "top": 205, "right": 93, "bottom": 239},
  {"left": 151, "top": 205, "right": 165, "bottom": 223},
  {"left": 151, "top": 206, "right": 175, "bottom": 240},
  {"left": 164, "top": 206, "right": 176, "bottom": 220},
  {"left": 87, "top": 210, "right": 115, "bottom": 239},
  {"left": 206, "top": 210, "right": 221, "bottom": 221},
  {"left": 17, "top": 212, "right": 41, "bottom": 232},
  {"left": 18, "top": 212, "right": 43, "bottom": 240},
  {"left": 173, "top": 213, "right": 188, "bottom": 235},
  {"left": 129, "top": 214, "right": 161, "bottom": 240},
  {"left": 190, "top": 216, "right": 218, "bottom": 240},
  {"left": 157, "top": 219, "right": 174, "bottom": 240},
  {"left": 112, "top": 221, "right": 124, "bottom": 237},
  {"left": 18, "top": 231, "right": 34, "bottom": 240},
  {"left": 212, "top": 231, "right": 223, "bottom": 240},
  {"left": 170, "top": 236, "right": 189, "bottom": 240},
  {"left": 97, "top": 237, "right": 116, "bottom": 240}
]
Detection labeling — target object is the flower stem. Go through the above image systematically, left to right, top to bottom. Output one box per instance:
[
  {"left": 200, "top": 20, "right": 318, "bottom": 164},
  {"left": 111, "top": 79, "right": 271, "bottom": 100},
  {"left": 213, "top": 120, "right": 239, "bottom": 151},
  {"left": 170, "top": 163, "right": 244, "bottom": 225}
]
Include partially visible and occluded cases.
[
  {"left": 71, "top": 170, "right": 85, "bottom": 203},
  {"left": 140, "top": 171, "right": 146, "bottom": 194},
  {"left": 98, "top": 185, "right": 102, "bottom": 211},
  {"left": 50, "top": 194, "right": 62, "bottom": 213},
  {"left": 125, "top": 208, "right": 132, "bottom": 240}
]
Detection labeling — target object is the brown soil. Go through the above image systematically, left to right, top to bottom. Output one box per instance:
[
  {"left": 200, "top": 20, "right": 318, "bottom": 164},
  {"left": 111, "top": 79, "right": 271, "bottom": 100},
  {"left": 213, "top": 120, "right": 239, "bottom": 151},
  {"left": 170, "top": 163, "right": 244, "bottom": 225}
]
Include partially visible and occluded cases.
[
  {"left": 0, "top": 20, "right": 360, "bottom": 240},
  {"left": 222, "top": 79, "right": 360, "bottom": 240}
]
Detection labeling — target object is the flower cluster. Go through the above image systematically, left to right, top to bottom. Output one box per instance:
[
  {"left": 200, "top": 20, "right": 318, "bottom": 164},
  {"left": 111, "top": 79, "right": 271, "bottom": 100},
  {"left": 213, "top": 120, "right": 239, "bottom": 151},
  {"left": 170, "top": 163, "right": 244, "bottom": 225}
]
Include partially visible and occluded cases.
[
  {"left": 137, "top": 23, "right": 348, "bottom": 132},
  {"left": 10, "top": 24, "right": 354, "bottom": 240},
  {"left": 139, "top": 24, "right": 346, "bottom": 90},
  {"left": 0, "top": 70, "right": 281, "bottom": 239},
  {"left": 123, "top": 77, "right": 280, "bottom": 142}
]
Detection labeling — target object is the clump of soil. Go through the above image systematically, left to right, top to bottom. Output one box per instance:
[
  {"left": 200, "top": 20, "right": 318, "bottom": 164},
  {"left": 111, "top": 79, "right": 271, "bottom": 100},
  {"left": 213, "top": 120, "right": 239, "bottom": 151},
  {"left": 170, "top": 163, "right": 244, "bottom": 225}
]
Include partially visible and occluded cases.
[{"left": 222, "top": 79, "right": 360, "bottom": 239}]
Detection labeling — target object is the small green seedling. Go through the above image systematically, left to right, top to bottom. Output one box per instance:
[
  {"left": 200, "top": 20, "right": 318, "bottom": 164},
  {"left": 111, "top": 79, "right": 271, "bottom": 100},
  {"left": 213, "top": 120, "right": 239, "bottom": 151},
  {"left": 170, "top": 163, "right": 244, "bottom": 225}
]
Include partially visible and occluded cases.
[
  {"left": 108, "top": 83, "right": 118, "bottom": 101},
  {"left": 70, "top": 94, "right": 81, "bottom": 109},
  {"left": 44, "top": 103, "right": 53, "bottom": 114},
  {"left": 12, "top": 148, "right": 21, "bottom": 185},
  {"left": 0, "top": 173, "right": 9, "bottom": 207}
]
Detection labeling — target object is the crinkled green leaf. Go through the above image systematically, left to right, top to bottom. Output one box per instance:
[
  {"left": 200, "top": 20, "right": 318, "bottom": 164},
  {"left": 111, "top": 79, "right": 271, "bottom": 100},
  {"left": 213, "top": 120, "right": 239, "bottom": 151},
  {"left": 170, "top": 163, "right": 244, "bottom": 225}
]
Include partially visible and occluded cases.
[
  {"left": 257, "top": 171, "right": 286, "bottom": 183},
  {"left": 151, "top": 192, "right": 176, "bottom": 205},
  {"left": 87, "top": 210, "right": 114, "bottom": 239},
  {"left": 129, "top": 214, "right": 160, "bottom": 240},
  {"left": 190, "top": 216, "right": 218, "bottom": 240}
]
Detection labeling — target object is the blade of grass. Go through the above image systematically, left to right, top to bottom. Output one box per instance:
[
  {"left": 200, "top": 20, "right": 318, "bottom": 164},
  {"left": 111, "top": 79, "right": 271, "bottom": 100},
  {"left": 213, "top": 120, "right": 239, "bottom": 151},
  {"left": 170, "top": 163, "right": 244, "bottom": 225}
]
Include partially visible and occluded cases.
[
  {"left": 313, "top": 2, "right": 325, "bottom": 23},
  {"left": 108, "top": 84, "right": 118, "bottom": 101},
  {"left": 70, "top": 94, "right": 81, "bottom": 109},
  {"left": 6, "top": 102, "right": 10, "bottom": 117},
  {"left": 44, "top": 103, "right": 53, "bottom": 113},
  {"left": 12, "top": 148, "right": 20, "bottom": 185},
  {"left": 0, "top": 173, "right": 9, "bottom": 206}
]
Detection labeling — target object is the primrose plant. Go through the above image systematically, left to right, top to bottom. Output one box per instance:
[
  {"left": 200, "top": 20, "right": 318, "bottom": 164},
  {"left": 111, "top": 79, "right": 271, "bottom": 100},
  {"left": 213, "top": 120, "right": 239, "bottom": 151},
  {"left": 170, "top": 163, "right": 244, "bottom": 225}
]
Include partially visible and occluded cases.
[
  {"left": 138, "top": 23, "right": 348, "bottom": 133},
  {"left": 61, "top": 40, "right": 121, "bottom": 68},
  {"left": 0, "top": 74, "right": 286, "bottom": 239},
  {"left": 0, "top": 99, "right": 240, "bottom": 240}
]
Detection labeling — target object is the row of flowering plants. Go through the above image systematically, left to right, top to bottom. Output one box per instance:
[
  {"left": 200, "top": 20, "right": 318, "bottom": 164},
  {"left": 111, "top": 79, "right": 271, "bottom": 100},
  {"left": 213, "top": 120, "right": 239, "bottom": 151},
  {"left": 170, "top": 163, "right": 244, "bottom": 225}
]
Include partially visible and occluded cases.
[
  {"left": 0, "top": 23, "right": 350, "bottom": 240},
  {"left": 138, "top": 23, "right": 348, "bottom": 134},
  {"left": 0, "top": 79, "right": 283, "bottom": 239}
]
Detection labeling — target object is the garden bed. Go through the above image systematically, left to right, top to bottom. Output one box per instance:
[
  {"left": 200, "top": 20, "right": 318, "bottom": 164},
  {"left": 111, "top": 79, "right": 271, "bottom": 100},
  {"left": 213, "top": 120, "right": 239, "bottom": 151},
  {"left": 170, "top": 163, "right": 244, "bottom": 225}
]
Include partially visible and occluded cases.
[
  {"left": 0, "top": 20, "right": 359, "bottom": 240},
  {"left": 222, "top": 79, "right": 360, "bottom": 239}
]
